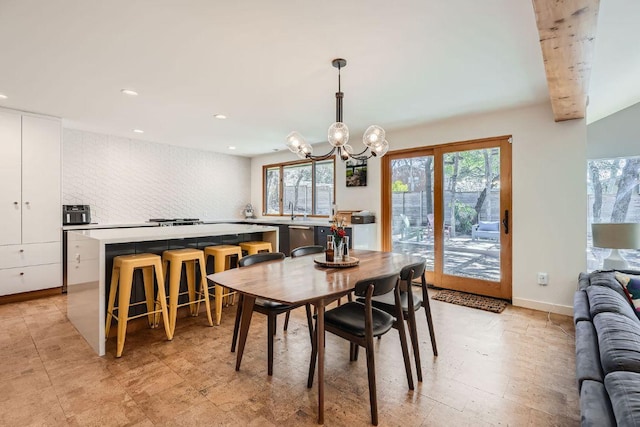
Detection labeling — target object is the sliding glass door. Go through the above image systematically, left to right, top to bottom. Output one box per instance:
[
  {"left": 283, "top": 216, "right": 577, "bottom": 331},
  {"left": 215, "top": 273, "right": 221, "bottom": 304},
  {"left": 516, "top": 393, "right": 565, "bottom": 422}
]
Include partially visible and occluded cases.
[{"left": 382, "top": 136, "right": 512, "bottom": 299}]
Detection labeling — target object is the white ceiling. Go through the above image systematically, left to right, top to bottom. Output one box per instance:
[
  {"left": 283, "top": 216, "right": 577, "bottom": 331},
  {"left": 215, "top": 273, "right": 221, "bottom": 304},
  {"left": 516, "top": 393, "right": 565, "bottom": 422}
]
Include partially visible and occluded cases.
[{"left": 0, "top": 1, "right": 633, "bottom": 156}]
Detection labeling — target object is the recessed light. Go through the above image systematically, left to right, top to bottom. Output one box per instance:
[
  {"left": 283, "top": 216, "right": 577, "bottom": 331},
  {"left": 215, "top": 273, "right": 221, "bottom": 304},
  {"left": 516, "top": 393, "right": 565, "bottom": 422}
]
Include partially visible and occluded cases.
[
  {"left": 121, "top": 89, "right": 138, "bottom": 96},
  {"left": 0, "top": 93, "right": 7, "bottom": 99},
  {"left": 213, "top": 114, "right": 227, "bottom": 119},
  {"left": 133, "top": 129, "right": 144, "bottom": 134},
  {"left": 228, "top": 146, "right": 236, "bottom": 150}
]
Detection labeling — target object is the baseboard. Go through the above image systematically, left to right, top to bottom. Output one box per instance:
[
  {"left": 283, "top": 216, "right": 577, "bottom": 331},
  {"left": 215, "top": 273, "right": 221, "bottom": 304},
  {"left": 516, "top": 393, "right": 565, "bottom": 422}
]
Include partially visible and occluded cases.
[
  {"left": 0, "top": 287, "right": 63, "bottom": 305},
  {"left": 512, "top": 297, "right": 573, "bottom": 317}
]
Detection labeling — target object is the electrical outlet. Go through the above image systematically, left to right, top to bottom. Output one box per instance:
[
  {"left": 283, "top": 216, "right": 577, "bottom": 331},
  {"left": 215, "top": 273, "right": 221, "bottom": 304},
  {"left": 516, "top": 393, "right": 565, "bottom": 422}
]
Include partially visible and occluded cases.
[{"left": 537, "top": 272, "right": 548, "bottom": 286}]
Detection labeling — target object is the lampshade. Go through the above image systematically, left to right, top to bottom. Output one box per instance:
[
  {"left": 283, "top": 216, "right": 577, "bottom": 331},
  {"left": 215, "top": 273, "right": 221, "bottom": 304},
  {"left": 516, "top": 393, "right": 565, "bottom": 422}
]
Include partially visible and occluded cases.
[{"left": 592, "top": 223, "right": 640, "bottom": 270}]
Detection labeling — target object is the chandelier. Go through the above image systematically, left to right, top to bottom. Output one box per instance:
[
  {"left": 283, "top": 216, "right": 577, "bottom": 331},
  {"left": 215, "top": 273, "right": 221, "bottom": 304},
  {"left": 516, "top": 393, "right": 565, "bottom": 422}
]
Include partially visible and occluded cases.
[{"left": 285, "top": 58, "right": 390, "bottom": 161}]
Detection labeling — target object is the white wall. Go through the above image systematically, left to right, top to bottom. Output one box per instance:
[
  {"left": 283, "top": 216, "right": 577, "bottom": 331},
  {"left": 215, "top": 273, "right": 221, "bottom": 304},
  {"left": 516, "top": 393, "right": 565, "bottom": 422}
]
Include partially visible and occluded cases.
[
  {"left": 587, "top": 101, "right": 640, "bottom": 159},
  {"left": 251, "top": 102, "right": 587, "bottom": 314},
  {"left": 63, "top": 129, "right": 250, "bottom": 224}
]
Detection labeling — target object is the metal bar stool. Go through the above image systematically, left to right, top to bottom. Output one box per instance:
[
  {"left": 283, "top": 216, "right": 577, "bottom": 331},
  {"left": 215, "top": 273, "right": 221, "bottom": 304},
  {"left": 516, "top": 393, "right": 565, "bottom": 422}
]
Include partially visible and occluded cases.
[
  {"left": 239, "top": 241, "right": 273, "bottom": 256},
  {"left": 203, "top": 245, "right": 243, "bottom": 325},
  {"left": 162, "top": 248, "right": 213, "bottom": 337},
  {"left": 105, "top": 253, "right": 172, "bottom": 357}
]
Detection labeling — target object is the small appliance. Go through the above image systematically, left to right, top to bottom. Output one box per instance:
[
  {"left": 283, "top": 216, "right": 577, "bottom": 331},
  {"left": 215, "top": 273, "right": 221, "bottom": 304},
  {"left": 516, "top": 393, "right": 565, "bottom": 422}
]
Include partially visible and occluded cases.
[{"left": 62, "top": 205, "right": 91, "bottom": 225}]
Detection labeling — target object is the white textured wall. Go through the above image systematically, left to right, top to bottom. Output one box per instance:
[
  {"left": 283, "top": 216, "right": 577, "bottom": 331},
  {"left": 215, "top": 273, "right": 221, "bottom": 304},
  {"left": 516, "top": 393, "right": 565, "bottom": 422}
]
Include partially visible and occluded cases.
[
  {"left": 251, "top": 102, "right": 587, "bottom": 314},
  {"left": 63, "top": 129, "right": 250, "bottom": 224}
]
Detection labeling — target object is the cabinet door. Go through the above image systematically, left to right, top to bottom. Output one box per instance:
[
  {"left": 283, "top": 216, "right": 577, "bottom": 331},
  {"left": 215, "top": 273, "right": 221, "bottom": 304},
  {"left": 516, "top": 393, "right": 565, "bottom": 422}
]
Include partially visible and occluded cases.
[
  {"left": 0, "top": 111, "right": 22, "bottom": 245},
  {"left": 21, "top": 116, "right": 61, "bottom": 244}
]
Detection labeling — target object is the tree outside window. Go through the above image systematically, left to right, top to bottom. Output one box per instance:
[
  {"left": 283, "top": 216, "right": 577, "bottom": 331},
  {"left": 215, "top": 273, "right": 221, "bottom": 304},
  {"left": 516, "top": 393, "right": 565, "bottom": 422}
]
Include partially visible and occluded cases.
[{"left": 587, "top": 156, "right": 640, "bottom": 270}]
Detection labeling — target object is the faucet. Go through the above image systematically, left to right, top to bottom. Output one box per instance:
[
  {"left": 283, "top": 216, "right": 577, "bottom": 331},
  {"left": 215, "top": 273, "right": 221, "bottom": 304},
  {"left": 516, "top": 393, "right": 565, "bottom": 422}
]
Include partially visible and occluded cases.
[{"left": 289, "top": 202, "right": 295, "bottom": 221}]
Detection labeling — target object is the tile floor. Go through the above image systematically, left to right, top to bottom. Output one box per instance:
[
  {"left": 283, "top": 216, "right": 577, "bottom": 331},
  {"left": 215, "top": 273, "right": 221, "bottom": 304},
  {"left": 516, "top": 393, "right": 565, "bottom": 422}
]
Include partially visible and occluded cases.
[{"left": 0, "top": 293, "right": 579, "bottom": 426}]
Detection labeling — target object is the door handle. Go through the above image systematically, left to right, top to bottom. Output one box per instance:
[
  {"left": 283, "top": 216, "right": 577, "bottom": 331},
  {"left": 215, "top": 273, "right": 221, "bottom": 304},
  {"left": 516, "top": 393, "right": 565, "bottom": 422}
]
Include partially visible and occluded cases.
[
  {"left": 502, "top": 210, "right": 509, "bottom": 235},
  {"left": 289, "top": 225, "right": 312, "bottom": 230}
]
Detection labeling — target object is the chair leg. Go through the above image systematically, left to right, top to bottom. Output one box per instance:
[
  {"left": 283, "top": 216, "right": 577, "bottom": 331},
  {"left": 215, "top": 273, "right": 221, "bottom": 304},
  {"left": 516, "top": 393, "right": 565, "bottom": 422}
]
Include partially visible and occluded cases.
[
  {"left": 197, "top": 257, "right": 213, "bottom": 326},
  {"left": 185, "top": 260, "right": 197, "bottom": 316},
  {"left": 115, "top": 265, "right": 134, "bottom": 358},
  {"left": 141, "top": 266, "right": 155, "bottom": 327},
  {"left": 105, "top": 267, "right": 120, "bottom": 338},
  {"left": 421, "top": 276, "right": 438, "bottom": 356},
  {"left": 231, "top": 295, "right": 243, "bottom": 352},
  {"left": 305, "top": 304, "right": 313, "bottom": 345},
  {"left": 406, "top": 309, "right": 423, "bottom": 382},
  {"left": 284, "top": 311, "right": 290, "bottom": 331},
  {"left": 267, "top": 314, "right": 275, "bottom": 376},
  {"left": 396, "top": 315, "right": 415, "bottom": 391},
  {"left": 307, "top": 320, "right": 317, "bottom": 388},
  {"left": 365, "top": 342, "right": 378, "bottom": 426},
  {"left": 349, "top": 343, "right": 358, "bottom": 361}
]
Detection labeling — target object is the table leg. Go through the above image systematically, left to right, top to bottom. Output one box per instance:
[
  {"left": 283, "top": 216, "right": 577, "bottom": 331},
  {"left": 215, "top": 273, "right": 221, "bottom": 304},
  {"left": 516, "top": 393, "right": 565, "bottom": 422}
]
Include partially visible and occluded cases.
[
  {"left": 235, "top": 295, "right": 255, "bottom": 371},
  {"left": 316, "top": 298, "right": 325, "bottom": 425}
]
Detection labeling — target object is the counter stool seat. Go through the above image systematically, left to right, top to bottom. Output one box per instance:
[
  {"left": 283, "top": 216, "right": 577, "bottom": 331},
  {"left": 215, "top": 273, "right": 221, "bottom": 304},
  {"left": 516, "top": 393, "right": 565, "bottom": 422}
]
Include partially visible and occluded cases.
[
  {"left": 239, "top": 241, "right": 273, "bottom": 256},
  {"left": 204, "top": 245, "right": 243, "bottom": 325},
  {"left": 162, "top": 248, "right": 213, "bottom": 337},
  {"left": 105, "top": 253, "right": 172, "bottom": 357}
]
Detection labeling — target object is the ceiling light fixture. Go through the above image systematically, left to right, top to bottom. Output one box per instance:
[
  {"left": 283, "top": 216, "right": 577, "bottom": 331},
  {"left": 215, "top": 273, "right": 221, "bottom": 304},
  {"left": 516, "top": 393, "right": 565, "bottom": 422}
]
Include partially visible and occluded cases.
[
  {"left": 286, "top": 58, "right": 389, "bottom": 161},
  {"left": 121, "top": 89, "right": 138, "bottom": 96},
  {"left": 0, "top": 93, "right": 7, "bottom": 99},
  {"left": 213, "top": 114, "right": 227, "bottom": 119},
  {"left": 133, "top": 129, "right": 144, "bottom": 134},
  {"left": 228, "top": 146, "right": 236, "bottom": 150}
]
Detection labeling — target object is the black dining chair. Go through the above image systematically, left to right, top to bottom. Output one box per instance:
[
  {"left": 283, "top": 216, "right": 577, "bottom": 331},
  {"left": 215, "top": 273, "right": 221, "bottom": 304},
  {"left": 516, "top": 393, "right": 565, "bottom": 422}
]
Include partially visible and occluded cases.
[
  {"left": 282, "top": 245, "right": 325, "bottom": 331},
  {"left": 230, "top": 252, "right": 313, "bottom": 376},
  {"left": 360, "top": 260, "right": 438, "bottom": 382},
  {"left": 307, "top": 272, "right": 414, "bottom": 426}
]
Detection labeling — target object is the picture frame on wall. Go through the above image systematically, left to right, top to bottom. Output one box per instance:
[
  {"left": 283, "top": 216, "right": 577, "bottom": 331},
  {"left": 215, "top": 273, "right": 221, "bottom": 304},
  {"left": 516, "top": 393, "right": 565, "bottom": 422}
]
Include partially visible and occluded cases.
[{"left": 346, "top": 159, "right": 367, "bottom": 187}]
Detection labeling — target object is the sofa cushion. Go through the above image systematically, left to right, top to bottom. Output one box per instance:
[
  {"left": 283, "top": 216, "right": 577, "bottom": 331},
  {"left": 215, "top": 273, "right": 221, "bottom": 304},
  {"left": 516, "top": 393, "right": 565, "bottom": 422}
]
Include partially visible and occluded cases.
[
  {"left": 477, "top": 221, "right": 499, "bottom": 231},
  {"left": 588, "top": 271, "right": 629, "bottom": 300},
  {"left": 616, "top": 272, "right": 640, "bottom": 319},
  {"left": 587, "top": 285, "right": 638, "bottom": 322},
  {"left": 574, "top": 290, "right": 591, "bottom": 323},
  {"left": 594, "top": 312, "right": 640, "bottom": 375},
  {"left": 576, "top": 320, "right": 604, "bottom": 387},
  {"left": 605, "top": 371, "right": 640, "bottom": 427},
  {"left": 580, "top": 380, "right": 615, "bottom": 427}
]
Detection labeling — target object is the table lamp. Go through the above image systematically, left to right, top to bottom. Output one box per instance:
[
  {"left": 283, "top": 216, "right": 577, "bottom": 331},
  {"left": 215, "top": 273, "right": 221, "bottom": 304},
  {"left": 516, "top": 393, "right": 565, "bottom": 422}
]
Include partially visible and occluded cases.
[{"left": 592, "top": 222, "right": 640, "bottom": 269}]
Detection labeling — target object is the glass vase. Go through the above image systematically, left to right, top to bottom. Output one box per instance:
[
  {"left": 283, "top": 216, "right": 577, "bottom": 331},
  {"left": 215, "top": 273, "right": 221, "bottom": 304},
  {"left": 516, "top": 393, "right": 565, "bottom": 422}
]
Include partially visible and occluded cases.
[{"left": 334, "top": 239, "right": 344, "bottom": 262}]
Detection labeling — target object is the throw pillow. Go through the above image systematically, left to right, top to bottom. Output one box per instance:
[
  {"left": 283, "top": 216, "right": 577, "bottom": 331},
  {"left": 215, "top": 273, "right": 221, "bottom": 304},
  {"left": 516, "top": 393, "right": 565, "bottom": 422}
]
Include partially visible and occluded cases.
[{"left": 615, "top": 272, "right": 640, "bottom": 318}]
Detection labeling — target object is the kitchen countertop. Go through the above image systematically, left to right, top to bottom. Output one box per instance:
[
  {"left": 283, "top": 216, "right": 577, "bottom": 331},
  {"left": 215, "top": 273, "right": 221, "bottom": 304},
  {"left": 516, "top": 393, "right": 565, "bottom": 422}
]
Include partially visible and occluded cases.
[
  {"left": 62, "top": 222, "right": 160, "bottom": 231},
  {"left": 67, "top": 223, "right": 278, "bottom": 244}
]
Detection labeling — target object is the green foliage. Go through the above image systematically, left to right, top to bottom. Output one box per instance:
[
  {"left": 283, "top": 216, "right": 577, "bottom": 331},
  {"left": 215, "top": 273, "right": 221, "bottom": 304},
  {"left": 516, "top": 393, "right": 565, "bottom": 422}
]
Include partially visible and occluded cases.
[
  {"left": 392, "top": 180, "right": 409, "bottom": 192},
  {"left": 454, "top": 201, "right": 476, "bottom": 234}
]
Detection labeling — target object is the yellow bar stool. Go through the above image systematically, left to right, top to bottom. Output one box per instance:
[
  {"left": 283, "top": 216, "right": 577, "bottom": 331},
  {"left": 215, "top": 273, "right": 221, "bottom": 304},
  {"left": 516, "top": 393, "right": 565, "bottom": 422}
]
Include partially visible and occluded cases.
[
  {"left": 239, "top": 241, "right": 273, "bottom": 256},
  {"left": 203, "top": 245, "right": 243, "bottom": 325},
  {"left": 162, "top": 248, "right": 213, "bottom": 337},
  {"left": 105, "top": 253, "right": 172, "bottom": 357}
]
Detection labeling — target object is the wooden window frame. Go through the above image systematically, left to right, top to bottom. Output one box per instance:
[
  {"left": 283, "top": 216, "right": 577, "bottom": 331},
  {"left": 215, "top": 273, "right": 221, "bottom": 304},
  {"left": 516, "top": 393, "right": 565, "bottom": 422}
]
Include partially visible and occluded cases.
[{"left": 262, "top": 157, "right": 336, "bottom": 217}]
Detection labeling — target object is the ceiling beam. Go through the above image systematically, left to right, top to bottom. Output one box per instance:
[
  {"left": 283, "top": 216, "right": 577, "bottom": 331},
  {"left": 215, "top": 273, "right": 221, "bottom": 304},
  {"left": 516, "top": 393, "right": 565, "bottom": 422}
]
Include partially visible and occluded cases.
[{"left": 532, "top": 0, "right": 600, "bottom": 121}]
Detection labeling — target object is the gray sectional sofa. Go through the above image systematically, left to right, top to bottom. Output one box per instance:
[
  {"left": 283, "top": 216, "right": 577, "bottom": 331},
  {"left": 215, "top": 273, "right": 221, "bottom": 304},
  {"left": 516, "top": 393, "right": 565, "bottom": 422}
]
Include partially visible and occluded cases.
[{"left": 574, "top": 270, "right": 640, "bottom": 426}]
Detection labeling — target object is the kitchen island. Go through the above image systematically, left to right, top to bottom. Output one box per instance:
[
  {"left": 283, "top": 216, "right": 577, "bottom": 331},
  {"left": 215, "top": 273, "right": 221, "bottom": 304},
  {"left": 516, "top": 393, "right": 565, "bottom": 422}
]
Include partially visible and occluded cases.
[{"left": 66, "top": 223, "right": 278, "bottom": 356}]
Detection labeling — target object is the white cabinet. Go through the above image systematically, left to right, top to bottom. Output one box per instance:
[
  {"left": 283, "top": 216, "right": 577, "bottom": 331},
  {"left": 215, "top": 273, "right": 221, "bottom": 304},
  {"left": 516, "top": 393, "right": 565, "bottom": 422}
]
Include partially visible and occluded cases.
[
  {"left": 0, "top": 109, "right": 62, "bottom": 296},
  {"left": 0, "top": 112, "right": 22, "bottom": 245}
]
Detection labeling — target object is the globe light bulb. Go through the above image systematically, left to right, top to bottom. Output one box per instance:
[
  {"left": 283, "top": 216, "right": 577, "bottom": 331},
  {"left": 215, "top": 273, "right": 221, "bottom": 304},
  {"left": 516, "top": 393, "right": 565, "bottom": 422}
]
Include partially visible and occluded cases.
[
  {"left": 328, "top": 122, "right": 349, "bottom": 147},
  {"left": 363, "top": 125, "right": 386, "bottom": 148},
  {"left": 286, "top": 131, "right": 305, "bottom": 153},
  {"left": 371, "top": 140, "right": 389, "bottom": 157}
]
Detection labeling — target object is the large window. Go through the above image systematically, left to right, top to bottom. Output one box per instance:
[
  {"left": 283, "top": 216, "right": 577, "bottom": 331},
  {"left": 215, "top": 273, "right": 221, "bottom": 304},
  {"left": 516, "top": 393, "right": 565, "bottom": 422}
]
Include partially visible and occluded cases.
[
  {"left": 587, "top": 156, "right": 640, "bottom": 271},
  {"left": 263, "top": 158, "right": 335, "bottom": 216}
]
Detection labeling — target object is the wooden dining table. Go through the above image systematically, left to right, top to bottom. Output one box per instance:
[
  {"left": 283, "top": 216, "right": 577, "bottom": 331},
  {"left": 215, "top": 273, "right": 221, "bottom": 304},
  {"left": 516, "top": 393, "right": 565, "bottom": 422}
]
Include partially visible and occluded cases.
[{"left": 207, "top": 249, "right": 423, "bottom": 424}]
